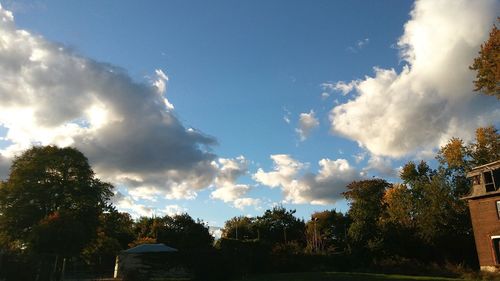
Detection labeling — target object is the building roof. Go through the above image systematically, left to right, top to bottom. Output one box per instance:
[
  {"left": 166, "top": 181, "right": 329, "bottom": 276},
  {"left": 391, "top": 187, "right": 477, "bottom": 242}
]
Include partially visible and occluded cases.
[
  {"left": 467, "top": 160, "right": 500, "bottom": 177},
  {"left": 123, "top": 243, "right": 178, "bottom": 254}
]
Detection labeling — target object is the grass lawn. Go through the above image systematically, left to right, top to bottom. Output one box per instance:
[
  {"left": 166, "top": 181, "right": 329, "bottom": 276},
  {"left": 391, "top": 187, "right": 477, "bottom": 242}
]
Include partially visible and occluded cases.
[{"left": 233, "top": 272, "right": 465, "bottom": 281}]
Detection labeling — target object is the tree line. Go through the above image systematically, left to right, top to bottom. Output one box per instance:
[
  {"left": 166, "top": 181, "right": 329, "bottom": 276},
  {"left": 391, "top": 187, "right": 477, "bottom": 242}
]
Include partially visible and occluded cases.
[
  {"left": 0, "top": 22, "right": 498, "bottom": 280},
  {"left": 0, "top": 126, "right": 498, "bottom": 281}
]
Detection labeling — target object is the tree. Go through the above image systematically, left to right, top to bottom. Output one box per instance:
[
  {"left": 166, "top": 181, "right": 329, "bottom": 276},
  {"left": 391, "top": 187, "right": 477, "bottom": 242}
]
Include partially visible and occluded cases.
[
  {"left": 470, "top": 20, "right": 499, "bottom": 98},
  {"left": 0, "top": 146, "right": 113, "bottom": 279},
  {"left": 343, "top": 179, "right": 390, "bottom": 256},
  {"left": 382, "top": 184, "right": 415, "bottom": 229},
  {"left": 254, "top": 206, "right": 305, "bottom": 247},
  {"left": 82, "top": 210, "right": 135, "bottom": 270},
  {"left": 305, "top": 210, "right": 350, "bottom": 254},
  {"left": 150, "top": 213, "right": 214, "bottom": 251},
  {"left": 222, "top": 216, "right": 257, "bottom": 240}
]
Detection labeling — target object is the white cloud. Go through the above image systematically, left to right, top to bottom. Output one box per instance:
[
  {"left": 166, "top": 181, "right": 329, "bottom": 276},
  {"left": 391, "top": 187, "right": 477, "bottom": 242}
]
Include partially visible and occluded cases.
[
  {"left": 329, "top": 0, "right": 500, "bottom": 158},
  {"left": 0, "top": 5, "right": 219, "bottom": 202},
  {"left": 152, "top": 69, "right": 174, "bottom": 110},
  {"left": 320, "top": 81, "right": 358, "bottom": 97},
  {"left": 333, "top": 81, "right": 359, "bottom": 96},
  {"left": 320, "top": 82, "right": 336, "bottom": 92},
  {"left": 295, "top": 110, "right": 319, "bottom": 141},
  {"left": 254, "top": 154, "right": 361, "bottom": 204},
  {"left": 363, "top": 155, "right": 398, "bottom": 178},
  {"left": 210, "top": 156, "right": 260, "bottom": 209},
  {"left": 128, "top": 186, "right": 162, "bottom": 202},
  {"left": 111, "top": 192, "right": 156, "bottom": 218},
  {"left": 111, "top": 192, "right": 187, "bottom": 218},
  {"left": 233, "top": 198, "right": 261, "bottom": 209},
  {"left": 159, "top": 204, "right": 187, "bottom": 216},
  {"left": 209, "top": 226, "right": 222, "bottom": 239}
]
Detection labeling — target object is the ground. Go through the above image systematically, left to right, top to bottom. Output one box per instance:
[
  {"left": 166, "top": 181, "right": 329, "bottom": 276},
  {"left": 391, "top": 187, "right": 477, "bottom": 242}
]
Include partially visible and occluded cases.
[{"left": 233, "top": 272, "right": 465, "bottom": 281}]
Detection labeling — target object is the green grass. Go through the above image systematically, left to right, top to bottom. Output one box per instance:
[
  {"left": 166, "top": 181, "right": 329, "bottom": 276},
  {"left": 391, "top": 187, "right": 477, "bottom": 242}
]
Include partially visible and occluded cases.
[{"left": 233, "top": 272, "right": 465, "bottom": 281}]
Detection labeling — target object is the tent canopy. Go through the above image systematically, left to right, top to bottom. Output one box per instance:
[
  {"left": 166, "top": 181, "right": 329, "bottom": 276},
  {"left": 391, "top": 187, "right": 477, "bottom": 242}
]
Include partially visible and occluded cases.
[{"left": 123, "top": 243, "right": 178, "bottom": 254}]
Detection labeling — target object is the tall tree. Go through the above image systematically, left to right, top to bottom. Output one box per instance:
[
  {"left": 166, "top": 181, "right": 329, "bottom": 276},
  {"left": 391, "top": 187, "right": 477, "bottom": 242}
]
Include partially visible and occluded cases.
[
  {"left": 470, "top": 20, "right": 499, "bottom": 98},
  {"left": 0, "top": 146, "right": 113, "bottom": 255},
  {"left": 0, "top": 146, "right": 113, "bottom": 280},
  {"left": 343, "top": 179, "right": 390, "bottom": 256},
  {"left": 254, "top": 206, "right": 305, "bottom": 246},
  {"left": 82, "top": 210, "right": 135, "bottom": 270},
  {"left": 305, "top": 210, "right": 350, "bottom": 254},
  {"left": 156, "top": 213, "right": 214, "bottom": 251},
  {"left": 222, "top": 216, "right": 257, "bottom": 240}
]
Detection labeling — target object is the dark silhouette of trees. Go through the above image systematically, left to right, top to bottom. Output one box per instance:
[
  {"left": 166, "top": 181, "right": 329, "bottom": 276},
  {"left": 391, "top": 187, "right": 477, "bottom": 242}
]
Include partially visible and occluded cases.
[
  {"left": 0, "top": 146, "right": 114, "bottom": 280},
  {"left": 343, "top": 179, "right": 390, "bottom": 258},
  {"left": 254, "top": 206, "right": 305, "bottom": 247},
  {"left": 82, "top": 210, "right": 135, "bottom": 271},
  {"left": 305, "top": 210, "right": 350, "bottom": 254},
  {"left": 157, "top": 213, "right": 214, "bottom": 251},
  {"left": 131, "top": 214, "right": 213, "bottom": 251},
  {"left": 222, "top": 216, "right": 257, "bottom": 240}
]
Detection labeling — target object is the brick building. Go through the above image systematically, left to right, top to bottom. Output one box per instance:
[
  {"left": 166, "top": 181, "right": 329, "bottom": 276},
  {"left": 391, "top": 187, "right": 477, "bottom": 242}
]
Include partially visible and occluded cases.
[{"left": 464, "top": 160, "right": 500, "bottom": 272}]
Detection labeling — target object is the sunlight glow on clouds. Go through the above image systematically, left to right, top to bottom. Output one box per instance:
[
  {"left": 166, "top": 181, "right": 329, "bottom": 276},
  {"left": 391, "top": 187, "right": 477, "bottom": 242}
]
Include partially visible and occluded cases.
[
  {"left": 329, "top": 0, "right": 500, "bottom": 158},
  {"left": 0, "top": 4, "right": 218, "bottom": 202},
  {"left": 254, "top": 155, "right": 362, "bottom": 204},
  {"left": 111, "top": 191, "right": 187, "bottom": 218}
]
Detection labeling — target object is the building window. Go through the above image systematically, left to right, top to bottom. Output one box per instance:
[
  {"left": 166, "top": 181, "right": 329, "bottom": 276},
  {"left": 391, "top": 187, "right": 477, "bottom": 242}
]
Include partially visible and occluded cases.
[
  {"left": 484, "top": 168, "right": 500, "bottom": 192},
  {"left": 497, "top": 201, "right": 500, "bottom": 219},
  {"left": 492, "top": 237, "right": 500, "bottom": 264}
]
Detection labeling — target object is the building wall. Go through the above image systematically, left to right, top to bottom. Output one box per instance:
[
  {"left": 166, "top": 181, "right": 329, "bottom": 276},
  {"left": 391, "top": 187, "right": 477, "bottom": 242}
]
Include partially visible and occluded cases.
[{"left": 469, "top": 196, "right": 500, "bottom": 270}]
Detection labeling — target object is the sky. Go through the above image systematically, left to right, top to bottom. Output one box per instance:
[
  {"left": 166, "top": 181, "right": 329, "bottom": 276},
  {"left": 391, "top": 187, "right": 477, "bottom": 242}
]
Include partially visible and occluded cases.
[{"left": 0, "top": 0, "right": 499, "bottom": 231}]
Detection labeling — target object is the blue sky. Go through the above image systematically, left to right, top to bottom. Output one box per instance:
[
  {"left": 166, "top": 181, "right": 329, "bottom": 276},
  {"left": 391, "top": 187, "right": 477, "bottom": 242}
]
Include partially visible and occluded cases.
[{"left": 0, "top": 0, "right": 498, "bottom": 228}]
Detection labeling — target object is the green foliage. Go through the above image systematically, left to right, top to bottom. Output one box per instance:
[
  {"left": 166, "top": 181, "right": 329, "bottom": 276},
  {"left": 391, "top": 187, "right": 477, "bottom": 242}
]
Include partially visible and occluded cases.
[
  {"left": 470, "top": 20, "right": 500, "bottom": 98},
  {"left": 377, "top": 127, "right": 500, "bottom": 264},
  {"left": 0, "top": 146, "right": 113, "bottom": 257},
  {"left": 343, "top": 179, "right": 390, "bottom": 254},
  {"left": 221, "top": 206, "right": 306, "bottom": 250},
  {"left": 254, "top": 206, "right": 306, "bottom": 246},
  {"left": 82, "top": 210, "right": 135, "bottom": 269},
  {"left": 305, "top": 210, "right": 350, "bottom": 254},
  {"left": 132, "top": 213, "right": 214, "bottom": 251},
  {"left": 158, "top": 213, "right": 214, "bottom": 250},
  {"left": 222, "top": 216, "right": 257, "bottom": 240}
]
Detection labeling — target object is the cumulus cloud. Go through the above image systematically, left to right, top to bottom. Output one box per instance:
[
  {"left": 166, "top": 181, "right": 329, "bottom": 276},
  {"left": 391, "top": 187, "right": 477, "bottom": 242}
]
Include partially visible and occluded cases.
[
  {"left": 329, "top": 0, "right": 500, "bottom": 158},
  {"left": 0, "top": 4, "right": 219, "bottom": 201},
  {"left": 321, "top": 81, "right": 358, "bottom": 97},
  {"left": 332, "top": 81, "right": 359, "bottom": 96},
  {"left": 296, "top": 110, "right": 319, "bottom": 141},
  {"left": 253, "top": 154, "right": 362, "bottom": 204},
  {"left": 363, "top": 155, "right": 399, "bottom": 178},
  {"left": 210, "top": 156, "right": 260, "bottom": 209},
  {"left": 110, "top": 191, "right": 187, "bottom": 218},
  {"left": 111, "top": 192, "right": 156, "bottom": 218},
  {"left": 159, "top": 204, "right": 187, "bottom": 216}
]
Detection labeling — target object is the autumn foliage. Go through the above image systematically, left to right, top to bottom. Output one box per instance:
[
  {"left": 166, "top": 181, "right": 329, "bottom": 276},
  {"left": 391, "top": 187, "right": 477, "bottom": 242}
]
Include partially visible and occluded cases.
[{"left": 470, "top": 20, "right": 500, "bottom": 98}]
